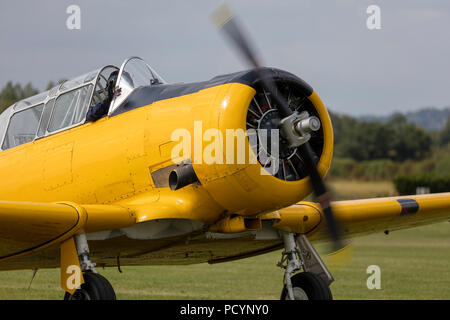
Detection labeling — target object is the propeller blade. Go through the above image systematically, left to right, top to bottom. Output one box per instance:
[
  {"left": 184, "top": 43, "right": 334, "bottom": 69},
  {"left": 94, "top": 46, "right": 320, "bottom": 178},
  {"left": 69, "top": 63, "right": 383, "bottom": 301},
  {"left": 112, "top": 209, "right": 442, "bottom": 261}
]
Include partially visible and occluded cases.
[
  {"left": 211, "top": 4, "right": 343, "bottom": 251},
  {"left": 211, "top": 4, "right": 292, "bottom": 118},
  {"left": 211, "top": 4, "right": 261, "bottom": 68},
  {"left": 298, "top": 143, "right": 343, "bottom": 252}
]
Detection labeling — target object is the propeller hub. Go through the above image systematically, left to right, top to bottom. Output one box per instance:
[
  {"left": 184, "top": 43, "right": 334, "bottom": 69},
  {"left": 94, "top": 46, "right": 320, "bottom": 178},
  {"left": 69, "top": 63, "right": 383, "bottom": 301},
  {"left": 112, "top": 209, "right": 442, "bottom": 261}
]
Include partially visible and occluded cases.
[
  {"left": 246, "top": 80, "right": 324, "bottom": 181},
  {"left": 257, "top": 109, "right": 297, "bottom": 160},
  {"left": 280, "top": 111, "right": 321, "bottom": 149},
  {"left": 295, "top": 116, "right": 321, "bottom": 134}
]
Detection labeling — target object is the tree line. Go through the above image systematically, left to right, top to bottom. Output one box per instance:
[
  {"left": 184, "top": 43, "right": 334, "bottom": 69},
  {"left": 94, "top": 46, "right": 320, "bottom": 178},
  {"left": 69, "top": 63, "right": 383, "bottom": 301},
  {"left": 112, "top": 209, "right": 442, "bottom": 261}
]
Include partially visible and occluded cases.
[{"left": 330, "top": 111, "right": 450, "bottom": 162}]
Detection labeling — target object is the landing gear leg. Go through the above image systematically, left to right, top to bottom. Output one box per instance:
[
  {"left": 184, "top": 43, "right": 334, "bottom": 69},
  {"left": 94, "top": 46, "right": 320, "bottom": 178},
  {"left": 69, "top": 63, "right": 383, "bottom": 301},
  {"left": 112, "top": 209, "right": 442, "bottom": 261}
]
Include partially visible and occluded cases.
[
  {"left": 278, "top": 232, "right": 333, "bottom": 300},
  {"left": 63, "top": 234, "right": 116, "bottom": 300},
  {"left": 75, "top": 234, "right": 96, "bottom": 273}
]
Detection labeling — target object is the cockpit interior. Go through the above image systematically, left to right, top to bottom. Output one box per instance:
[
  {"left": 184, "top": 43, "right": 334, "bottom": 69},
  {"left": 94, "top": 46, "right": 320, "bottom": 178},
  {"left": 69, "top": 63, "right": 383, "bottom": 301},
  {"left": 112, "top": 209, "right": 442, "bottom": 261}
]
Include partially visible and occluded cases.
[{"left": 0, "top": 57, "right": 165, "bottom": 151}]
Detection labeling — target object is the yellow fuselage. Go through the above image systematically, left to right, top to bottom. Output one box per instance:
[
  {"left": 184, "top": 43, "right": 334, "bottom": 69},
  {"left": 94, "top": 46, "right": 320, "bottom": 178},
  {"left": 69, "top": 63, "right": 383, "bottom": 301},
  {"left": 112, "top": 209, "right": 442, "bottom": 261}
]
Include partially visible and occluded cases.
[
  {"left": 0, "top": 80, "right": 334, "bottom": 270},
  {"left": 0, "top": 82, "right": 333, "bottom": 225}
]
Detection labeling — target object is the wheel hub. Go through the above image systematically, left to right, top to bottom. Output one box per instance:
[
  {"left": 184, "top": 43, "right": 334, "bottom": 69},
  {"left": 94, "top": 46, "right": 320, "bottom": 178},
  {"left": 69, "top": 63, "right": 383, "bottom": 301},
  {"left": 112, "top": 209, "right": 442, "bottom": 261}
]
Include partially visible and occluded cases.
[{"left": 292, "top": 287, "right": 309, "bottom": 300}]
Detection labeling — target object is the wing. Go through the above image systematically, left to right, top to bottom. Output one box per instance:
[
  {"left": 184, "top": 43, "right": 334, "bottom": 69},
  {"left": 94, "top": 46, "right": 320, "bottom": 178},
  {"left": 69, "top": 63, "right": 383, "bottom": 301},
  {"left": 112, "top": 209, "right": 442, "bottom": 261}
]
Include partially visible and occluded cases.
[
  {"left": 271, "top": 193, "right": 450, "bottom": 241},
  {"left": 0, "top": 200, "right": 135, "bottom": 263}
]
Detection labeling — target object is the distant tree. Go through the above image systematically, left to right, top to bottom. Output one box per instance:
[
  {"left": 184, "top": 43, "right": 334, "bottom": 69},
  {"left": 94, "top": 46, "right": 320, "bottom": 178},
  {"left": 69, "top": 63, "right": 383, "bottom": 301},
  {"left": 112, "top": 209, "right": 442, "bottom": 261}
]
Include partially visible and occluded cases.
[
  {"left": 46, "top": 79, "right": 67, "bottom": 91},
  {"left": 0, "top": 80, "right": 67, "bottom": 115},
  {"left": 46, "top": 81, "right": 56, "bottom": 90},
  {"left": 0, "top": 82, "right": 39, "bottom": 114},
  {"left": 22, "top": 82, "right": 38, "bottom": 98},
  {"left": 330, "top": 110, "right": 432, "bottom": 162},
  {"left": 329, "top": 111, "right": 359, "bottom": 156},
  {"left": 388, "top": 113, "right": 408, "bottom": 126},
  {"left": 440, "top": 116, "right": 450, "bottom": 146},
  {"left": 340, "top": 121, "right": 395, "bottom": 161},
  {"left": 390, "top": 124, "right": 432, "bottom": 161}
]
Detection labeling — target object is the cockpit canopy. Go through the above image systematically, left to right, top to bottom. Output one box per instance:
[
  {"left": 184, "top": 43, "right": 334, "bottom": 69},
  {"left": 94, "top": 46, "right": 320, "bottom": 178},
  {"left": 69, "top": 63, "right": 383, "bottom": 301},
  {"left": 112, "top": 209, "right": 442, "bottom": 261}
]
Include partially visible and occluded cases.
[{"left": 0, "top": 57, "right": 165, "bottom": 151}]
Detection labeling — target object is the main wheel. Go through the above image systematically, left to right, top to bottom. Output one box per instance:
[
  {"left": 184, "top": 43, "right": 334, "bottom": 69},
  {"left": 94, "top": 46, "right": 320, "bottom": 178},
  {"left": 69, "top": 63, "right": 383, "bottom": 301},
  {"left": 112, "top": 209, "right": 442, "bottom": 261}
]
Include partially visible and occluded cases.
[
  {"left": 64, "top": 271, "right": 116, "bottom": 300},
  {"left": 280, "top": 272, "right": 332, "bottom": 300}
]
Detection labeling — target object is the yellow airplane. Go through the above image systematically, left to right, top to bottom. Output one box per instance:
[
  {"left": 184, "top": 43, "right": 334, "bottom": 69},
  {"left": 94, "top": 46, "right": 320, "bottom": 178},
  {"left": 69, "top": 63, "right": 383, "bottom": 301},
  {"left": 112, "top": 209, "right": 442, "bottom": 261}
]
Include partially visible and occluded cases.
[{"left": 0, "top": 11, "right": 449, "bottom": 301}]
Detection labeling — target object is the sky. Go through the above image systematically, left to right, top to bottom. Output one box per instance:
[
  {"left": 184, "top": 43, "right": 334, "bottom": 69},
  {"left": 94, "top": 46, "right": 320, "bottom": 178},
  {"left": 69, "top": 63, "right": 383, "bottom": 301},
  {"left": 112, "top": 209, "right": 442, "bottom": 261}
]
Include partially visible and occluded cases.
[{"left": 0, "top": 0, "right": 449, "bottom": 116}]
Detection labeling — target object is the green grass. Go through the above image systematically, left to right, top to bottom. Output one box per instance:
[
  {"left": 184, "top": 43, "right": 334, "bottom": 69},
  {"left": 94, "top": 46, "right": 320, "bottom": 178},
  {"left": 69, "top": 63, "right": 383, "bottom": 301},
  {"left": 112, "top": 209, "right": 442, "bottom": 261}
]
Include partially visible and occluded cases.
[
  {"left": 328, "top": 179, "right": 397, "bottom": 200},
  {"left": 0, "top": 180, "right": 448, "bottom": 300},
  {"left": 0, "top": 222, "right": 448, "bottom": 300}
]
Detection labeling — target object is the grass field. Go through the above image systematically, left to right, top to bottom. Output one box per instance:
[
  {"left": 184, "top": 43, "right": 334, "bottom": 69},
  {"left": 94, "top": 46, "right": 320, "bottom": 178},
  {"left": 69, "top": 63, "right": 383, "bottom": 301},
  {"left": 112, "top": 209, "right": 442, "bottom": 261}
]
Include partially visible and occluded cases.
[
  {"left": 328, "top": 179, "right": 398, "bottom": 200},
  {"left": 0, "top": 180, "right": 448, "bottom": 300}
]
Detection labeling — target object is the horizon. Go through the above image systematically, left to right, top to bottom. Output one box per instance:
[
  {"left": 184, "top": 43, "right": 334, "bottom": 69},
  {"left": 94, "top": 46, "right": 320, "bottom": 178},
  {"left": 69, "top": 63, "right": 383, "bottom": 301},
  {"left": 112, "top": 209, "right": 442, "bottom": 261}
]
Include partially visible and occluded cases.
[{"left": 1, "top": 78, "right": 449, "bottom": 118}]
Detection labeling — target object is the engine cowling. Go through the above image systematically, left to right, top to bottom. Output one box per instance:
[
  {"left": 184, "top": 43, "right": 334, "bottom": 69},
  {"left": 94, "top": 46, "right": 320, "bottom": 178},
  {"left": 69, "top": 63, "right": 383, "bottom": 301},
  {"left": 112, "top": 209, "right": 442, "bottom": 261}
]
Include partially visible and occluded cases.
[{"left": 193, "top": 68, "right": 334, "bottom": 216}]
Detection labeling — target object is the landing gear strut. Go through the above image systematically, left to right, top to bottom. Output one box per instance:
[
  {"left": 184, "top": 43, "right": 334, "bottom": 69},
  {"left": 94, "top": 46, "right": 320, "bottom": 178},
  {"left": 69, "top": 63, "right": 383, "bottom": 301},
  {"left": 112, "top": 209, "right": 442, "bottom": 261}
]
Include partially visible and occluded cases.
[
  {"left": 278, "top": 232, "right": 333, "bottom": 300},
  {"left": 64, "top": 234, "right": 116, "bottom": 300}
]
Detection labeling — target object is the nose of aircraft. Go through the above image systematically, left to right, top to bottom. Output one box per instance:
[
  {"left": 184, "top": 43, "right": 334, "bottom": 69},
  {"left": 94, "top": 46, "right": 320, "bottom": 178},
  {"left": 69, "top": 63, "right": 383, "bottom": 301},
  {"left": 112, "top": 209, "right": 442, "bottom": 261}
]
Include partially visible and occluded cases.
[{"left": 190, "top": 73, "right": 333, "bottom": 217}]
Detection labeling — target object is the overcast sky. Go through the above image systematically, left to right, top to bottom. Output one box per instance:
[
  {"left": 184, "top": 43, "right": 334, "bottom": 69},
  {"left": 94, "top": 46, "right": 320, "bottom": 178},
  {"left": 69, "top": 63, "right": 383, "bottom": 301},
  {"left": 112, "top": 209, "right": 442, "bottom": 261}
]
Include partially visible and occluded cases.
[{"left": 0, "top": 0, "right": 449, "bottom": 115}]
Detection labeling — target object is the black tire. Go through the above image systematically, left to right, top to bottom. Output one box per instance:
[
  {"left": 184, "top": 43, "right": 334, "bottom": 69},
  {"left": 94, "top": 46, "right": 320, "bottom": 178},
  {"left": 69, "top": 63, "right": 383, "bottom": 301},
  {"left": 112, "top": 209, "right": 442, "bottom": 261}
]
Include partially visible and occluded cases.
[
  {"left": 64, "top": 271, "right": 116, "bottom": 300},
  {"left": 280, "top": 272, "right": 333, "bottom": 300}
]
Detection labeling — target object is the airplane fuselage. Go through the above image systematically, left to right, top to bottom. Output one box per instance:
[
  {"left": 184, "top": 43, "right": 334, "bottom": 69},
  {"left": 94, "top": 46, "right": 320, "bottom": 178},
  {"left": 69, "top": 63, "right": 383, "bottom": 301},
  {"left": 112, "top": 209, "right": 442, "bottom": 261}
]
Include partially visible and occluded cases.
[{"left": 0, "top": 68, "right": 334, "bottom": 269}]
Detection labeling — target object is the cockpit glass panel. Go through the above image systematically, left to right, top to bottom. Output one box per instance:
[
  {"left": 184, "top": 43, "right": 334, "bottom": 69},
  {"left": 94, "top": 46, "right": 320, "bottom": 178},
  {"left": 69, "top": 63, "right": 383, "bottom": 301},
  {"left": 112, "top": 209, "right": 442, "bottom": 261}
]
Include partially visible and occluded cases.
[
  {"left": 109, "top": 57, "right": 165, "bottom": 114},
  {"left": 0, "top": 64, "right": 125, "bottom": 151},
  {"left": 91, "top": 66, "right": 119, "bottom": 107},
  {"left": 59, "top": 69, "right": 100, "bottom": 93},
  {"left": 84, "top": 69, "right": 100, "bottom": 83},
  {"left": 58, "top": 75, "right": 86, "bottom": 92},
  {"left": 48, "top": 84, "right": 93, "bottom": 133},
  {"left": 48, "top": 85, "right": 59, "bottom": 98},
  {"left": 14, "top": 91, "right": 48, "bottom": 112},
  {"left": 37, "top": 98, "right": 55, "bottom": 138},
  {"left": 2, "top": 104, "right": 44, "bottom": 150},
  {"left": 0, "top": 106, "right": 13, "bottom": 148}
]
